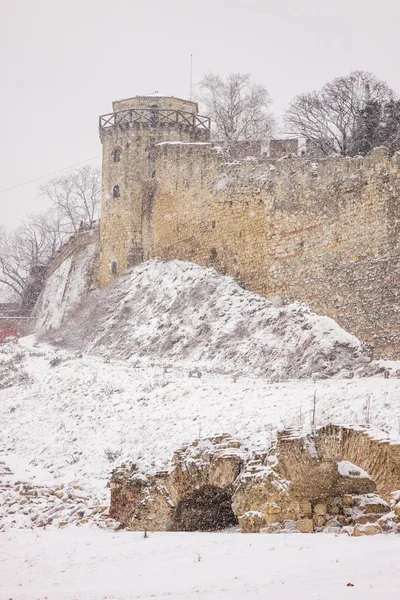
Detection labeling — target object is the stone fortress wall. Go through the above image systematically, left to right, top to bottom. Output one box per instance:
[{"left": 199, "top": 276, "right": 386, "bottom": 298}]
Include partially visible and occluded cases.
[
  {"left": 94, "top": 96, "right": 400, "bottom": 359},
  {"left": 150, "top": 144, "right": 399, "bottom": 358}
]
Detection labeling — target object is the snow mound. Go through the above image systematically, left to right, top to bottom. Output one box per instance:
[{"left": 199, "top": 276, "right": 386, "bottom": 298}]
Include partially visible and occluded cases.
[{"left": 43, "top": 260, "right": 369, "bottom": 379}]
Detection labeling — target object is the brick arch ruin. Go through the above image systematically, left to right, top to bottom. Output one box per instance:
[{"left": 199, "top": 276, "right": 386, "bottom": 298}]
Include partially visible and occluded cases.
[
  {"left": 313, "top": 425, "right": 400, "bottom": 501},
  {"left": 109, "top": 434, "right": 244, "bottom": 532}
]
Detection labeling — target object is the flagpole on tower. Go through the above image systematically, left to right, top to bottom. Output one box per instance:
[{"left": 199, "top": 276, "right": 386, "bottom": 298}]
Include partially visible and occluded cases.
[{"left": 189, "top": 54, "right": 193, "bottom": 101}]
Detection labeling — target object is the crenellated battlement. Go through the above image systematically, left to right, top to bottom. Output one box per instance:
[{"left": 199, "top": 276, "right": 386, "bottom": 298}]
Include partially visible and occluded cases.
[{"left": 153, "top": 142, "right": 400, "bottom": 186}]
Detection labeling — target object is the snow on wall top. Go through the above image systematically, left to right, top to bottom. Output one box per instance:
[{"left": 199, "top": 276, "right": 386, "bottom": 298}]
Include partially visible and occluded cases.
[
  {"left": 35, "top": 242, "right": 98, "bottom": 333},
  {"left": 45, "top": 259, "right": 369, "bottom": 379},
  {"left": 337, "top": 460, "right": 371, "bottom": 480}
]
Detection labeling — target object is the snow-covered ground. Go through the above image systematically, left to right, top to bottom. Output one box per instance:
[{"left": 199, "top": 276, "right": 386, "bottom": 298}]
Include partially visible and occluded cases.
[
  {"left": 2, "top": 259, "right": 400, "bottom": 598},
  {"left": 1, "top": 337, "right": 400, "bottom": 512},
  {"left": 2, "top": 529, "right": 400, "bottom": 599}
]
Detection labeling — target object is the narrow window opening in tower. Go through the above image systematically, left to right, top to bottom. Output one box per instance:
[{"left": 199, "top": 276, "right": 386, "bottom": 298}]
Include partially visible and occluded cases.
[
  {"left": 150, "top": 104, "right": 159, "bottom": 125},
  {"left": 113, "top": 149, "right": 121, "bottom": 162},
  {"left": 113, "top": 185, "right": 120, "bottom": 198},
  {"left": 111, "top": 261, "right": 118, "bottom": 274}
]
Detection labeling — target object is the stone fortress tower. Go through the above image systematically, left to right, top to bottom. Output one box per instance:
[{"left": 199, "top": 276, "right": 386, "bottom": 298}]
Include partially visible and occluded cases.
[{"left": 98, "top": 96, "right": 211, "bottom": 286}]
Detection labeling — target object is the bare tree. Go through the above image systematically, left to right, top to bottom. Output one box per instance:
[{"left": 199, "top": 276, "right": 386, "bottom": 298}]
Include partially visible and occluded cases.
[
  {"left": 285, "top": 71, "right": 395, "bottom": 156},
  {"left": 199, "top": 72, "right": 274, "bottom": 150},
  {"left": 0, "top": 165, "right": 101, "bottom": 304},
  {"left": 39, "top": 165, "right": 101, "bottom": 235},
  {"left": 0, "top": 213, "right": 62, "bottom": 303},
  {"left": 0, "top": 226, "right": 30, "bottom": 300}
]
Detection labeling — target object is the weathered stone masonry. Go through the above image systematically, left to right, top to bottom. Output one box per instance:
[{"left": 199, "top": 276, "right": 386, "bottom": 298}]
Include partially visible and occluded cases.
[
  {"left": 98, "top": 96, "right": 399, "bottom": 359},
  {"left": 98, "top": 96, "right": 210, "bottom": 287},
  {"left": 150, "top": 145, "right": 399, "bottom": 358},
  {"left": 109, "top": 427, "right": 400, "bottom": 534}
]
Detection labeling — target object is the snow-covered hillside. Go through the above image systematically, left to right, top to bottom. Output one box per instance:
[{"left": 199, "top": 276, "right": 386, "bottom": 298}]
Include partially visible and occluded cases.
[
  {"left": 35, "top": 239, "right": 97, "bottom": 333},
  {"left": 2, "top": 258, "right": 400, "bottom": 553},
  {"left": 43, "top": 260, "right": 370, "bottom": 379},
  {"left": 1, "top": 338, "right": 399, "bottom": 515}
]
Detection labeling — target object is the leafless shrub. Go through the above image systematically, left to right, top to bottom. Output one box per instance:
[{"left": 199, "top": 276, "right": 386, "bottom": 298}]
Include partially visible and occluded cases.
[
  {"left": 29, "top": 350, "right": 46, "bottom": 357},
  {"left": 13, "top": 351, "right": 25, "bottom": 363},
  {"left": 49, "top": 356, "right": 63, "bottom": 367},
  {"left": 0, "top": 358, "right": 31, "bottom": 390},
  {"left": 189, "top": 369, "right": 202, "bottom": 379},
  {"left": 141, "top": 370, "right": 170, "bottom": 392},
  {"left": 101, "top": 384, "right": 124, "bottom": 396},
  {"left": 104, "top": 447, "right": 122, "bottom": 462},
  {"left": 66, "top": 453, "right": 80, "bottom": 465}
]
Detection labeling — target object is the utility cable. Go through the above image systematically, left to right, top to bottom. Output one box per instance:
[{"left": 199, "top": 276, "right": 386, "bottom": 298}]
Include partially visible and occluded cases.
[{"left": 0, "top": 156, "right": 101, "bottom": 193}]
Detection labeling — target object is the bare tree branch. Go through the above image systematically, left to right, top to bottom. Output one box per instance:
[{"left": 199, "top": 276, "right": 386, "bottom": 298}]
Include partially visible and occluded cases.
[
  {"left": 285, "top": 71, "right": 395, "bottom": 156},
  {"left": 199, "top": 72, "right": 275, "bottom": 150},
  {"left": 0, "top": 165, "right": 101, "bottom": 304}
]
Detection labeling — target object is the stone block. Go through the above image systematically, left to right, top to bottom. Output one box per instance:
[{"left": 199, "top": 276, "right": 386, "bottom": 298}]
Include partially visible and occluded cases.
[
  {"left": 343, "top": 494, "right": 356, "bottom": 506},
  {"left": 282, "top": 500, "right": 300, "bottom": 519},
  {"left": 299, "top": 501, "right": 312, "bottom": 516},
  {"left": 327, "top": 501, "right": 340, "bottom": 514},
  {"left": 264, "top": 502, "right": 281, "bottom": 515},
  {"left": 364, "top": 502, "right": 389, "bottom": 514},
  {"left": 314, "top": 503, "right": 327, "bottom": 515},
  {"left": 238, "top": 511, "right": 265, "bottom": 533},
  {"left": 264, "top": 513, "right": 282, "bottom": 525},
  {"left": 353, "top": 514, "right": 379, "bottom": 525},
  {"left": 313, "top": 515, "right": 326, "bottom": 527},
  {"left": 296, "top": 518, "right": 314, "bottom": 533},
  {"left": 325, "top": 518, "right": 342, "bottom": 528},
  {"left": 260, "top": 523, "right": 282, "bottom": 534},
  {"left": 354, "top": 524, "right": 381, "bottom": 536},
  {"left": 323, "top": 526, "right": 341, "bottom": 534}
]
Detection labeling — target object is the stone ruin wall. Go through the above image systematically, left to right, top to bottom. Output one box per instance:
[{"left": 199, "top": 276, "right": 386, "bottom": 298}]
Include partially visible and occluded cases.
[
  {"left": 150, "top": 145, "right": 400, "bottom": 359},
  {"left": 109, "top": 427, "right": 400, "bottom": 535}
]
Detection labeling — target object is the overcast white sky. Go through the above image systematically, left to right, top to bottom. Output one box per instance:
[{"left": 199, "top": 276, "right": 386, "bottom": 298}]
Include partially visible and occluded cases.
[{"left": 1, "top": 0, "right": 400, "bottom": 228}]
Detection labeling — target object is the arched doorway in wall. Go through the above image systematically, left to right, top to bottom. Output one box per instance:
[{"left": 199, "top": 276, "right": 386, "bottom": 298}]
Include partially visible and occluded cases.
[{"left": 172, "top": 485, "right": 238, "bottom": 531}]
